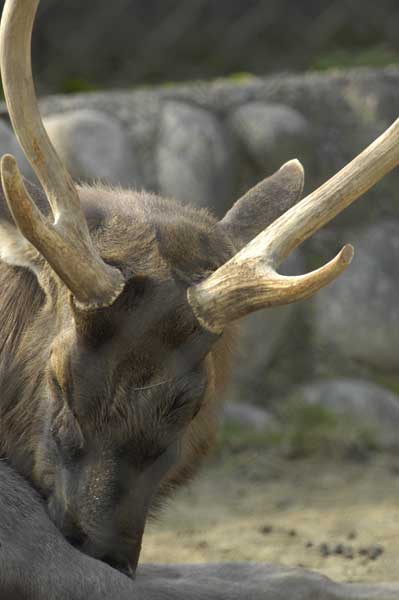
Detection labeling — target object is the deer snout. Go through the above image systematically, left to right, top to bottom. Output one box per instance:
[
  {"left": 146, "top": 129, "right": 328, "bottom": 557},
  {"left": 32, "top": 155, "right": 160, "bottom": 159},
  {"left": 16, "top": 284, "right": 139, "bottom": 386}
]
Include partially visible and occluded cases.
[
  {"left": 48, "top": 493, "right": 143, "bottom": 575},
  {"left": 47, "top": 495, "right": 88, "bottom": 547},
  {"left": 81, "top": 532, "right": 143, "bottom": 577}
]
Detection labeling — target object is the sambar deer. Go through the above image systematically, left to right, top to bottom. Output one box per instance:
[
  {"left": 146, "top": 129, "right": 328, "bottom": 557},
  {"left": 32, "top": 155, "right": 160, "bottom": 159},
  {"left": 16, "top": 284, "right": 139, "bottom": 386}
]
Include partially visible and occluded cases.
[{"left": 0, "top": 0, "right": 398, "bottom": 598}]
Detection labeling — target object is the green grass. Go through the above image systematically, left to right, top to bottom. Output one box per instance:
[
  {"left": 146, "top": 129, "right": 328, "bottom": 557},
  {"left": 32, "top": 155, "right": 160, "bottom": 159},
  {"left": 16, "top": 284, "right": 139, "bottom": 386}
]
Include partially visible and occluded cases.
[
  {"left": 313, "top": 46, "right": 399, "bottom": 71},
  {"left": 225, "top": 71, "right": 255, "bottom": 83},
  {"left": 60, "top": 77, "right": 98, "bottom": 94},
  {"left": 365, "top": 370, "right": 399, "bottom": 398},
  {"left": 217, "top": 400, "right": 379, "bottom": 461}
]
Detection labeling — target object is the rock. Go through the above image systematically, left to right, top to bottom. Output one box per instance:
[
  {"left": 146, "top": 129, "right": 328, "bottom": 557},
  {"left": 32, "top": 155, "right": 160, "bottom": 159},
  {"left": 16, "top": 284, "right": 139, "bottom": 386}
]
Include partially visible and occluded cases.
[
  {"left": 34, "top": 69, "right": 399, "bottom": 226},
  {"left": 157, "top": 101, "right": 234, "bottom": 215},
  {"left": 230, "top": 102, "right": 311, "bottom": 172},
  {"left": 43, "top": 109, "right": 140, "bottom": 186},
  {"left": 0, "top": 120, "right": 34, "bottom": 179},
  {"left": 314, "top": 220, "right": 399, "bottom": 371},
  {"left": 229, "top": 250, "right": 306, "bottom": 404},
  {"left": 297, "top": 378, "right": 399, "bottom": 449},
  {"left": 222, "top": 401, "right": 277, "bottom": 432},
  {"left": 259, "top": 525, "right": 273, "bottom": 535},
  {"left": 319, "top": 543, "right": 331, "bottom": 557},
  {"left": 368, "top": 546, "right": 385, "bottom": 561},
  {"left": 140, "top": 562, "right": 399, "bottom": 599}
]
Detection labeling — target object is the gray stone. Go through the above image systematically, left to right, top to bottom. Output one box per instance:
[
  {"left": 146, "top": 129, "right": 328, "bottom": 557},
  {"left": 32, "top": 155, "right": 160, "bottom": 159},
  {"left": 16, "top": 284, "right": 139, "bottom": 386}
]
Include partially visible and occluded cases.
[
  {"left": 35, "top": 69, "right": 399, "bottom": 222},
  {"left": 157, "top": 101, "right": 233, "bottom": 215},
  {"left": 230, "top": 102, "right": 311, "bottom": 172},
  {"left": 43, "top": 109, "right": 140, "bottom": 186},
  {"left": 0, "top": 120, "right": 34, "bottom": 179},
  {"left": 314, "top": 220, "right": 399, "bottom": 371},
  {"left": 230, "top": 250, "right": 306, "bottom": 404},
  {"left": 297, "top": 378, "right": 399, "bottom": 448},
  {"left": 222, "top": 401, "right": 277, "bottom": 431},
  {"left": 141, "top": 562, "right": 399, "bottom": 599}
]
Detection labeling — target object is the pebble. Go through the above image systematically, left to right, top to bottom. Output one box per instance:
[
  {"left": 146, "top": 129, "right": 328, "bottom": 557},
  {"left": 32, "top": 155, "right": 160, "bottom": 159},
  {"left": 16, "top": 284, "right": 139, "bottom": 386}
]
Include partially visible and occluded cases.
[
  {"left": 259, "top": 525, "right": 273, "bottom": 535},
  {"left": 318, "top": 541, "right": 363, "bottom": 561},
  {"left": 319, "top": 543, "right": 331, "bottom": 557},
  {"left": 333, "top": 543, "right": 344, "bottom": 555},
  {"left": 358, "top": 545, "right": 385, "bottom": 560},
  {"left": 368, "top": 545, "right": 384, "bottom": 561},
  {"left": 343, "top": 546, "right": 354, "bottom": 560}
]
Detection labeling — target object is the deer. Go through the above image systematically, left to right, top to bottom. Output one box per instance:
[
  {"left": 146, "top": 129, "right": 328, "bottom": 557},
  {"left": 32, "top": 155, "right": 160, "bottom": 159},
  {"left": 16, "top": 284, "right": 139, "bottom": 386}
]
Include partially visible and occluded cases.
[{"left": 0, "top": 0, "right": 397, "bottom": 599}]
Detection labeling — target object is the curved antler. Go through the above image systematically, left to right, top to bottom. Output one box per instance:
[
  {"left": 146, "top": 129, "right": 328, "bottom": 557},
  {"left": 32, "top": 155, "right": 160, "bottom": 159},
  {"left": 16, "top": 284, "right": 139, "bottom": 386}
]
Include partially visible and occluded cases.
[
  {"left": 0, "top": 0, "right": 125, "bottom": 308},
  {"left": 188, "top": 118, "right": 399, "bottom": 333}
]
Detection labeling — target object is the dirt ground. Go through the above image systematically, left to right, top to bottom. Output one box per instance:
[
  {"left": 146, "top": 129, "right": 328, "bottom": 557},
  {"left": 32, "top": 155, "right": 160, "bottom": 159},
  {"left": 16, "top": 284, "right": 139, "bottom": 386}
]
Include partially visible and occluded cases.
[{"left": 141, "top": 449, "right": 399, "bottom": 584}]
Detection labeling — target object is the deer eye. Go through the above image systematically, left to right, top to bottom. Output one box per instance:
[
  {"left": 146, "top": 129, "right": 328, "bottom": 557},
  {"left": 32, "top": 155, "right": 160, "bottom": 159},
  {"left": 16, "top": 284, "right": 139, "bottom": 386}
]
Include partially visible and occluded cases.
[
  {"left": 167, "top": 372, "right": 206, "bottom": 421},
  {"left": 50, "top": 419, "right": 84, "bottom": 464},
  {"left": 54, "top": 434, "right": 84, "bottom": 465},
  {"left": 118, "top": 441, "right": 165, "bottom": 467}
]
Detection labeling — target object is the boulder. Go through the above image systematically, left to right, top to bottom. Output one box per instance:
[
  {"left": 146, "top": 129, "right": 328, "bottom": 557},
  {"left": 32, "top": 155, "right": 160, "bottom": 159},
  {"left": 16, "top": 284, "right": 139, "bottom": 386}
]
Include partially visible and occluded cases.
[
  {"left": 157, "top": 101, "right": 234, "bottom": 215},
  {"left": 230, "top": 102, "right": 311, "bottom": 173},
  {"left": 43, "top": 109, "right": 140, "bottom": 186},
  {"left": 0, "top": 120, "right": 34, "bottom": 179},
  {"left": 314, "top": 220, "right": 399, "bottom": 372},
  {"left": 229, "top": 250, "right": 306, "bottom": 404},
  {"left": 297, "top": 378, "right": 399, "bottom": 448},
  {"left": 222, "top": 401, "right": 277, "bottom": 432},
  {"left": 140, "top": 562, "right": 399, "bottom": 599}
]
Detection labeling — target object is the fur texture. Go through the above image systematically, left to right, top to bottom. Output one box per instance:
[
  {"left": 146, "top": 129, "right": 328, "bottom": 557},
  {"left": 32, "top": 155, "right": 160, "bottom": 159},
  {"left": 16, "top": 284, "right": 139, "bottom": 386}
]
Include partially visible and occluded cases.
[{"left": 0, "top": 160, "right": 303, "bottom": 586}]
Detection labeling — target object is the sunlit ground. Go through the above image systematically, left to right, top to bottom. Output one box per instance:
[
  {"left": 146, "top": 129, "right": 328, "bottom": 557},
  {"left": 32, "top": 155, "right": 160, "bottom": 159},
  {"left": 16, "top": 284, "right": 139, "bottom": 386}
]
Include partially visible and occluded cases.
[{"left": 141, "top": 446, "right": 399, "bottom": 583}]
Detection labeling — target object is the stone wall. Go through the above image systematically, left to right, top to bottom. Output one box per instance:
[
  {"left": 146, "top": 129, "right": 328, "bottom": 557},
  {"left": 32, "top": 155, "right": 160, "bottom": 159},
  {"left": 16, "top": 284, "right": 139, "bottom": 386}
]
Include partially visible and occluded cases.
[{"left": 1, "top": 67, "right": 399, "bottom": 446}]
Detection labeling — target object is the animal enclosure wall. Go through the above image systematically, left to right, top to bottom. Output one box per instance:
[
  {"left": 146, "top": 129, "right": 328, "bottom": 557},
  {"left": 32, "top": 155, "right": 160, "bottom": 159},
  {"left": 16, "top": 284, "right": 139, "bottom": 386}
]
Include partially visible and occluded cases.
[{"left": 1, "top": 67, "right": 398, "bottom": 449}]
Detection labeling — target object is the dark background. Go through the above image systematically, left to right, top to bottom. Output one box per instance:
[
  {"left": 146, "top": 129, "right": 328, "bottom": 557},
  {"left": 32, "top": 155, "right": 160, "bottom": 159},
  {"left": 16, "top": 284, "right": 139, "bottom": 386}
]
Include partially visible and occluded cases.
[{"left": 1, "top": 0, "right": 397, "bottom": 94}]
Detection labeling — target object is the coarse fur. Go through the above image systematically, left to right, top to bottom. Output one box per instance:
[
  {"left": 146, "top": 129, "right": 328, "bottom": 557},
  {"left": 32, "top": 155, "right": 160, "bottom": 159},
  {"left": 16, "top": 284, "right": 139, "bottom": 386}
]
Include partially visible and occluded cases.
[
  {"left": 0, "top": 160, "right": 304, "bottom": 595},
  {"left": 0, "top": 179, "right": 241, "bottom": 566}
]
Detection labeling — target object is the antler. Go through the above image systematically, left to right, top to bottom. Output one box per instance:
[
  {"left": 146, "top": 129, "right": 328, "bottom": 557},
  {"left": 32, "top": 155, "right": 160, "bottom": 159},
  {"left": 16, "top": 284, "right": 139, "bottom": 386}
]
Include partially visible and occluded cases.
[
  {"left": 0, "top": 0, "right": 125, "bottom": 308},
  {"left": 188, "top": 118, "right": 399, "bottom": 333}
]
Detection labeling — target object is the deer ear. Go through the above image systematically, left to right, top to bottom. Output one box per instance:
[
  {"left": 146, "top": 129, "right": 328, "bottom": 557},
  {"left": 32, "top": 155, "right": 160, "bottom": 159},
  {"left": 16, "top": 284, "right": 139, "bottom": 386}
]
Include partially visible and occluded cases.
[
  {"left": 220, "top": 159, "right": 304, "bottom": 250},
  {"left": 0, "top": 179, "right": 46, "bottom": 274}
]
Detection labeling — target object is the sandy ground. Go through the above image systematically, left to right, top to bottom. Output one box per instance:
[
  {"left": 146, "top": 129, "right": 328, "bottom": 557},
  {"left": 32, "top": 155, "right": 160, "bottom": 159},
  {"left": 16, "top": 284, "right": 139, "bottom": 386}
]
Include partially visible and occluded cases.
[{"left": 141, "top": 449, "right": 399, "bottom": 584}]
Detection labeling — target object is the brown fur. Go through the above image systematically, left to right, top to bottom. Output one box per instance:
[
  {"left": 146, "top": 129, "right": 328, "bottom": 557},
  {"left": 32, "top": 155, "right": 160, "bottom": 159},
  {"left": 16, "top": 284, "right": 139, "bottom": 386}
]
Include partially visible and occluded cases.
[
  {"left": 0, "top": 160, "right": 302, "bottom": 572},
  {"left": 0, "top": 181, "right": 238, "bottom": 570}
]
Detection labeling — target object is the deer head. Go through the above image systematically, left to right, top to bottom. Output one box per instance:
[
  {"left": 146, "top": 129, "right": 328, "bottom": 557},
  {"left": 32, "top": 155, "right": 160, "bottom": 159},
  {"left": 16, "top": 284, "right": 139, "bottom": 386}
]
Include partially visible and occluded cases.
[{"left": 0, "top": 0, "right": 398, "bottom": 577}]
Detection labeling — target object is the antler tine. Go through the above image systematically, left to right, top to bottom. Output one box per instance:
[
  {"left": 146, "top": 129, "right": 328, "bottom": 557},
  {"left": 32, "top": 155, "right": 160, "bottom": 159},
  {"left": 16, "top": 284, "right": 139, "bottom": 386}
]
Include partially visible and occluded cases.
[
  {"left": 0, "top": 0, "right": 124, "bottom": 308},
  {"left": 188, "top": 118, "right": 399, "bottom": 333}
]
